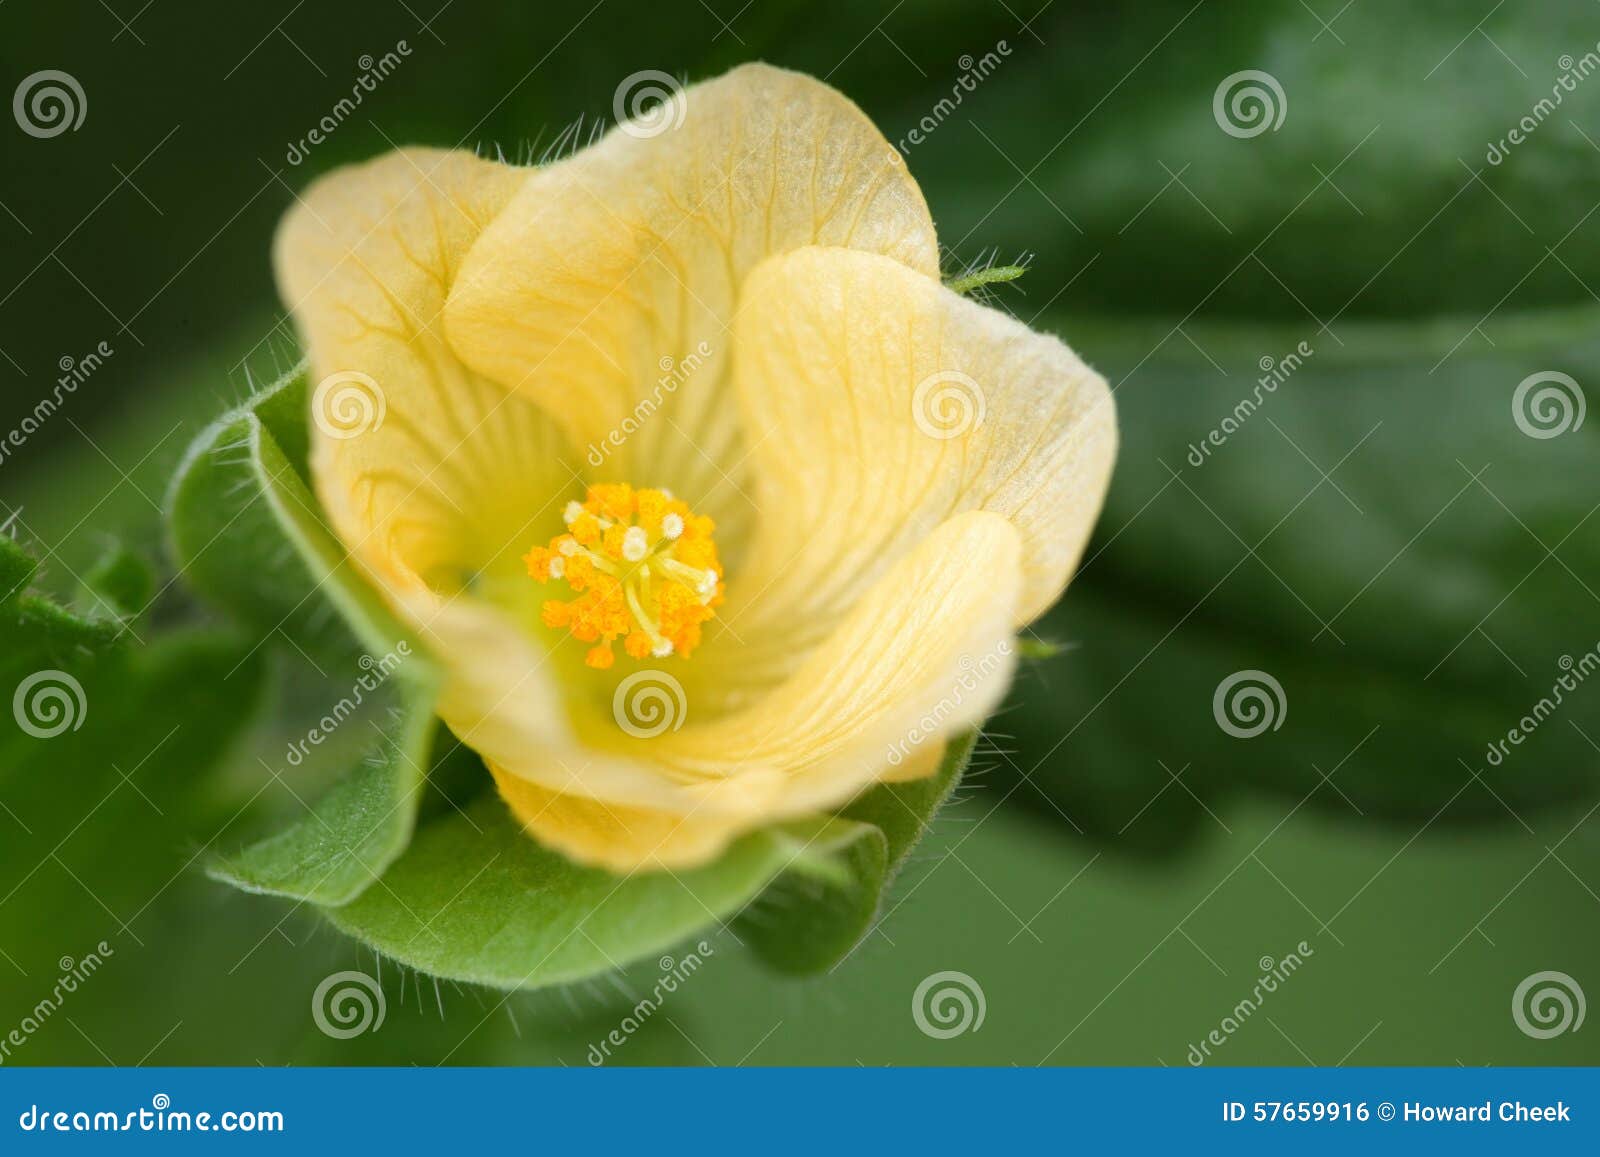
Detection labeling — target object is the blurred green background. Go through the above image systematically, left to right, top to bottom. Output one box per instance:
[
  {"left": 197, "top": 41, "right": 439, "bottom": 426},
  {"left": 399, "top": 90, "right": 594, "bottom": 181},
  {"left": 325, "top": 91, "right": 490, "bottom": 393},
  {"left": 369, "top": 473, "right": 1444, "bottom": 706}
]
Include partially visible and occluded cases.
[{"left": 1, "top": 0, "right": 1597, "bottom": 1065}]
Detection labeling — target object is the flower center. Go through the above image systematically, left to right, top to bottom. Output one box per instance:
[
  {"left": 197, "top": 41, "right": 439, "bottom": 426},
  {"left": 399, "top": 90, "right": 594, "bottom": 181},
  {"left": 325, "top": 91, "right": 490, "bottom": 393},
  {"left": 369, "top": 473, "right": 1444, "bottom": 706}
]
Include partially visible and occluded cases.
[{"left": 524, "top": 483, "right": 724, "bottom": 670}]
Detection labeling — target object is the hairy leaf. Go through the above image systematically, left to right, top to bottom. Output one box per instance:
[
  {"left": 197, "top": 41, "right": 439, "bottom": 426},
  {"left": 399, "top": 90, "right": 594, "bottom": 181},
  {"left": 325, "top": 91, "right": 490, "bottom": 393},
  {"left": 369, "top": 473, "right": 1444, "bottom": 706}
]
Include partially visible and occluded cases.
[{"left": 166, "top": 365, "right": 412, "bottom": 666}]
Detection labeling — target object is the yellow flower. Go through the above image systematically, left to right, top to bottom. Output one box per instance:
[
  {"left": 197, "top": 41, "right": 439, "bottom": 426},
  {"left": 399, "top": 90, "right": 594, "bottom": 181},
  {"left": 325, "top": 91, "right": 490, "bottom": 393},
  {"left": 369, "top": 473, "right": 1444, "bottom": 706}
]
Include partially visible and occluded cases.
[{"left": 275, "top": 64, "right": 1116, "bottom": 873}]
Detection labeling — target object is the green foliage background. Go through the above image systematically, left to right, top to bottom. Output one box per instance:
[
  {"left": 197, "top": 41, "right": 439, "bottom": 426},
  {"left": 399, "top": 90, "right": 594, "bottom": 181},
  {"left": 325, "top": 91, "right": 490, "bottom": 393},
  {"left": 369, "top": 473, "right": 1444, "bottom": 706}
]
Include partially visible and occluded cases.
[{"left": 1, "top": 0, "right": 1597, "bottom": 1065}]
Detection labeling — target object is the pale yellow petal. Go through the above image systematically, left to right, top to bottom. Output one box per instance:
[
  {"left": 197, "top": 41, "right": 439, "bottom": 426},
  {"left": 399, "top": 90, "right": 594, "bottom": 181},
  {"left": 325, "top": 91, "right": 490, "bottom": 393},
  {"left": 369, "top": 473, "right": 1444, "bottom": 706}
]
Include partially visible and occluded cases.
[
  {"left": 443, "top": 63, "right": 937, "bottom": 557},
  {"left": 274, "top": 148, "right": 571, "bottom": 614},
  {"left": 694, "top": 245, "right": 1115, "bottom": 699},
  {"left": 648, "top": 510, "right": 1021, "bottom": 815},
  {"left": 880, "top": 737, "right": 948, "bottom": 784},
  {"left": 490, "top": 743, "right": 945, "bottom": 872},
  {"left": 490, "top": 761, "right": 744, "bottom": 872}
]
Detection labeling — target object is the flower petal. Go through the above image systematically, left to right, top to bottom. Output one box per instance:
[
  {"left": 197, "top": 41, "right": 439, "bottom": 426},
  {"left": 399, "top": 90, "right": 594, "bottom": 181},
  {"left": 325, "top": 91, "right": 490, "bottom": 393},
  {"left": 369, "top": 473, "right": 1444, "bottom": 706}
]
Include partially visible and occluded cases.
[
  {"left": 443, "top": 63, "right": 937, "bottom": 554},
  {"left": 274, "top": 148, "right": 572, "bottom": 614},
  {"left": 702, "top": 244, "right": 1114, "bottom": 697},
  {"left": 651, "top": 511, "right": 1022, "bottom": 815},
  {"left": 879, "top": 738, "right": 948, "bottom": 784},
  {"left": 489, "top": 762, "right": 745, "bottom": 872}
]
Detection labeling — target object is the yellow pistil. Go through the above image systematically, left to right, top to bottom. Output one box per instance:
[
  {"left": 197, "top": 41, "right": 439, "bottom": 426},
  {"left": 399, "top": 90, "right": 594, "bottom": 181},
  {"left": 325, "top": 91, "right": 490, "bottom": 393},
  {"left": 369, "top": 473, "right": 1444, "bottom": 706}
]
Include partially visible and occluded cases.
[{"left": 523, "top": 484, "right": 724, "bottom": 669}]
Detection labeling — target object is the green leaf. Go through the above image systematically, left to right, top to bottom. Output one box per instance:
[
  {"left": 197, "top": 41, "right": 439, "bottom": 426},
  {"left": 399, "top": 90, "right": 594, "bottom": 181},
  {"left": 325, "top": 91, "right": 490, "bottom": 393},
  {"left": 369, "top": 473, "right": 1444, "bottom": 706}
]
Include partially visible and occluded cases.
[
  {"left": 910, "top": 3, "right": 1600, "bottom": 320},
  {"left": 1004, "top": 306, "right": 1600, "bottom": 849},
  {"left": 171, "top": 363, "right": 504, "bottom": 917},
  {"left": 166, "top": 364, "right": 413, "bottom": 666},
  {"left": 208, "top": 683, "right": 443, "bottom": 907},
  {"left": 738, "top": 730, "right": 977, "bottom": 974},
  {"left": 842, "top": 730, "right": 977, "bottom": 866},
  {"left": 324, "top": 736, "right": 979, "bottom": 990},
  {"left": 323, "top": 795, "right": 810, "bottom": 989}
]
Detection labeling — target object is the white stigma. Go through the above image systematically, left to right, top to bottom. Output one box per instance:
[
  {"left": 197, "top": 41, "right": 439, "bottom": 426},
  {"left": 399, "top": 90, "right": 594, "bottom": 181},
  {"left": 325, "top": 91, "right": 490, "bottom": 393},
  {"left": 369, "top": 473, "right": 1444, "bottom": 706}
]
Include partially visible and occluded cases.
[
  {"left": 563, "top": 500, "right": 583, "bottom": 525},
  {"left": 661, "top": 512, "right": 685, "bottom": 540},
  {"left": 622, "top": 526, "right": 650, "bottom": 562},
  {"left": 558, "top": 539, "right": 579, "bottom": 557},
  {"left": 547, "top": 556, "right": 565, "bottom": 580},
  {"left": 651, "top": 639, "right": 674, "bottom": 658}
]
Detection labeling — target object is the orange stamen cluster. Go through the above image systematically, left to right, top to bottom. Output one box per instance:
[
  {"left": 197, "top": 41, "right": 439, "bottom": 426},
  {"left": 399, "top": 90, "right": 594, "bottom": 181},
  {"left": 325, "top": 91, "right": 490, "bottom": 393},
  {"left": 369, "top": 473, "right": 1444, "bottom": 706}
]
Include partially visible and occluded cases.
[{"left": 524, "top": 484, "right": 724, "bottom": 670}]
